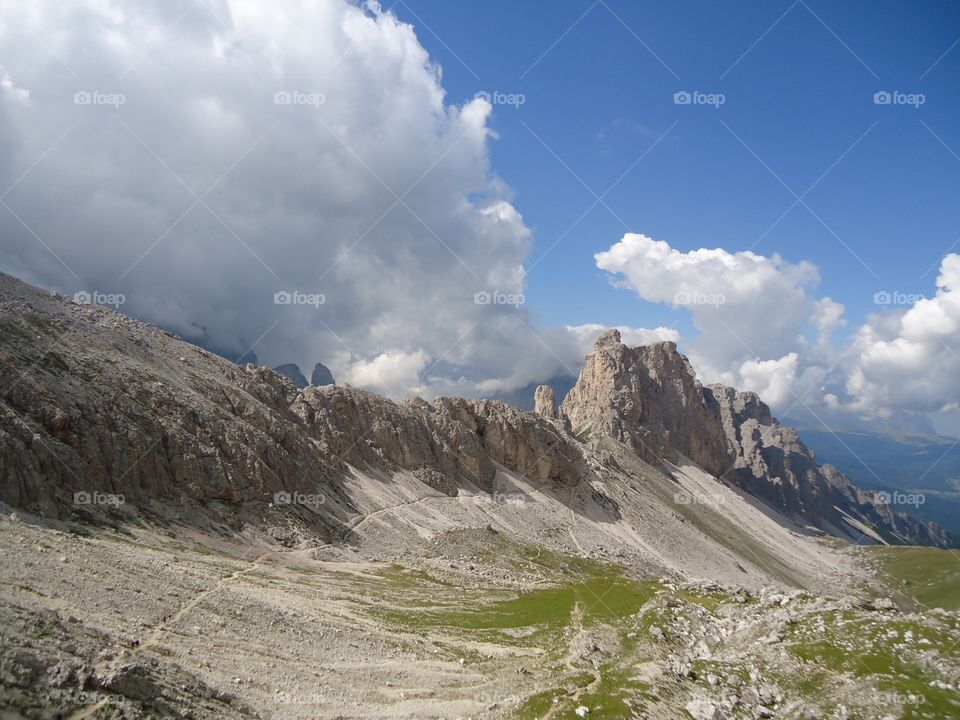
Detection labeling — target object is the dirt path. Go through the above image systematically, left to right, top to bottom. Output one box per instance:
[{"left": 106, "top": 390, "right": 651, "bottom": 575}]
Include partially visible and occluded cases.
[
  {"left": 566, "top": 488, "right": 586, "bottom": 555},
  {"left": 347, "top": 493, "right": 458, "bottom": 532},
  {"left": 65, "top": 545, "right": 293, "bottom": 720},
  {"left": 541, "top": 599, "right": 604, "bottom": 720}
]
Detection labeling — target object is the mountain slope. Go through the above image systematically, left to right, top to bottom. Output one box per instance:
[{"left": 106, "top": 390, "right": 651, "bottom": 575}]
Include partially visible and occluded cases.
[
  {"left": 0, "top": 271, "right": 858, "bottom": 589},
  {"left": 3, "top": 272, "right": 960, "bottom": 719},
  {"left": 560, "top": 329, "right": 955, "bottom": 548},
  {"left": 781, "top": 418, "right": 960, "bottom": 534}
]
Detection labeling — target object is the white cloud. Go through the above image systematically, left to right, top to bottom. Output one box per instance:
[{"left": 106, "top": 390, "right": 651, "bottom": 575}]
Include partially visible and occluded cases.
[
  {"left": 0, "top": 0, "right": 551, "bottom": 399},
  {"left": 0, "top": 1, "right": 682, "bottom": 403},
  {"left": 596, "top": 232, "right": 960, "bottom": 421},
  {"left": 595, "top": 233, "right": 829, "bottom": 401},
  {"left": 845, "top": 254, "right": 960, "bottom": 414},
  {"left": 811, "top": 297, "right": 846, "bottom": 347},
  {"left": 468, "top": 323, "right": 678, "bottom": 397},
  {"left": 564, "top": 323, "right": 680, "bottom": 357},
  {"left": 340, "top": 349, "right": 430, "bottom": 397},
  {"left": 737, "top": 353, "right": 800, "bottom": 408}
]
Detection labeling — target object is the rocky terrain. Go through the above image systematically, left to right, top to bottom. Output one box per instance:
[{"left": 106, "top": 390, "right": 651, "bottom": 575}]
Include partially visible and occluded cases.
[{"left": 1, "top": 271, "right": 959, "bottom": 719}]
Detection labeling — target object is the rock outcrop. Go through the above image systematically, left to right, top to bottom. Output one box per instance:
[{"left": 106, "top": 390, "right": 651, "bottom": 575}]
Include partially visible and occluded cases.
[
  {"left": 0, "top": 271, "right": 951, "bottom": 548},
  {"left": 561, "top": 330, "right": 955, "bottom": 548},
  {"left": 561, "top": 330, "right": 729, "bottom": 476},
  {"left": 273, "top": 363, "right": 308, "bottom": 389},
  {"left": 311, "top": 363, "right": 335, "bottom": 387},
  {"left": 534, "top": 384, "right": 558, "bottom": 419},
  {"left": 709, "top": 384, "right": 953, "bottom": 547}
]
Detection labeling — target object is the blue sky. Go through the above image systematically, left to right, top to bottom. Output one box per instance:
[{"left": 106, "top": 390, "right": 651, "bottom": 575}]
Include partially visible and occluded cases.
[{"left": 396, "top": 0, "right": 960, "bottom": 343}]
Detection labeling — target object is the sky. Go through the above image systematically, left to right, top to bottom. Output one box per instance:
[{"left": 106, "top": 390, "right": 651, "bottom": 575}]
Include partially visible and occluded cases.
[{"left": 1, "top": 0, "right": 959, "bottom": 434}]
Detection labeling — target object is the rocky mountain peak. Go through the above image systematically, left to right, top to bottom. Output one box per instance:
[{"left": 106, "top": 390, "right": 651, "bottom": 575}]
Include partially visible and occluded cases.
[
  {"left": 0, "top": 271, "right": 951, "bottom": 552},
  {"left": 594, "top": 328, "right": 622, "bottom": 348},
  {"left": 560, "top": 332, "right": 954, "bottom": 547},
  {"left": 561, "top": 332, "right": 730, "bottom": 477},
  {"left": 311, "top": 362, "right": 335, "bottom": 386},
  {"left": 273, "top": 363, "right": 308, "bottom": 389}
]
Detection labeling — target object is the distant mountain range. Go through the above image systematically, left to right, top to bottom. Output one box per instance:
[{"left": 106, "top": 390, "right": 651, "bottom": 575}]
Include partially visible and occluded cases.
[
  {"left": 273, "top": 362, "right": 336, "bottom": 389},
  {"left": 782, "top": 418, "right": 960, "bottom": 534}
]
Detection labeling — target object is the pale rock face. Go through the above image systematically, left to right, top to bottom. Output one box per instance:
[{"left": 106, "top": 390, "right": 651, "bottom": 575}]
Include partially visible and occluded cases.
[
  {"left": 0, "top": 271, "right": 951, "bottom": 548},
  {"left": 561, "top": 329, "right": 953, "bottom": 548},
  {"left": 560, "top": 330, "right": 729, "bottom": 477},
  {"left": 534, "top": 384, "right": 558, "bottom": 419},
  {"left": 708, "top": 384, "right": 952, "bottom": 546},
  {"left": 430, "top": 397, "right": 586, "bottom": 487}
]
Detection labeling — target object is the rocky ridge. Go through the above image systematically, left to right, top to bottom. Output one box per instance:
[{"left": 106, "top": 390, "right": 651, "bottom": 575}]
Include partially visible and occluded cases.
[
  {"left": 0, "top": 273, "right": 587, "bottom": 528},
  {"left": 560, "top": 329, "right": 954, "bottom": 548}
]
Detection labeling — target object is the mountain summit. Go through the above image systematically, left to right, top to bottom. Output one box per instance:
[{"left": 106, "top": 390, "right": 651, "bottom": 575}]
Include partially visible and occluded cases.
[{"left": 561, "top": 330, "right": 952, "bottom": 547}]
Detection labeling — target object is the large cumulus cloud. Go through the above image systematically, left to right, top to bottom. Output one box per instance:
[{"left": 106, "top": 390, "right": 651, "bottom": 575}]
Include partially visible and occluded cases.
[
  {"left": 0, "top": 0, "right": 640, "bottom": 398},
  {"left": 595, "top": 233, "right": 830, "bottom": 407},
  {"left": 846, "top": 255, "right": 960, "bottom": 415}
]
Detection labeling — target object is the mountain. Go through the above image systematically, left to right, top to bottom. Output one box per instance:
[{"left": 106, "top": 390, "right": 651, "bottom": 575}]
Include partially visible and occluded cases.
[
  {"left": 3, "top": 272, "right": 960, "bottom": 718},
  {"left": 2, "top": 278, "right": 948, "bottom": 549},
  {"left": 561, "top": 329, "right": 953, "bottom": 548},
  {"left": 310, "top": 362, "right": 335, "bottom": 387},
  {"left": 272, "top": 363, "right": 309, "bottom": 389},
  {"left": 272, "top": 363, "right": 337, "bottom": 390},
  {"left": 784, "top": 405, "right": 939, "bottom": 435},
  {"left": 781, "top": 418, "right": 960, "bottom": 534}
]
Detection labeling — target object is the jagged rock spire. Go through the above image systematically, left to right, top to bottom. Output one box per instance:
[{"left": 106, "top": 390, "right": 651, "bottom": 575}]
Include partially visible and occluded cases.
[{"left": 534, "top": 384, "right": 558, "bottom": 419}]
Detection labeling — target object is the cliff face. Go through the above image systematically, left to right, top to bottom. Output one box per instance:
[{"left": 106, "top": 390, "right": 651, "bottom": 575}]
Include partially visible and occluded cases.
[
  {"left": 0, "top": 273, "right": 586, "bottom": 524},
  {"left": 561, "top": 330, "right": 730, "bottom": 477},
  {"left": 562, "top": 330, "right": 954, "bottom": 548}
]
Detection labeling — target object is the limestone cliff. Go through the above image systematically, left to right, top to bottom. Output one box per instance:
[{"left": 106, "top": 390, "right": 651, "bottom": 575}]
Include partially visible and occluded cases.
[
  {"left": 0, "top": 273, "right": 584, "bottom": 525},
  {"left": 561, "top": 330, "right": 954, "bottom": 548},
  {"left": 561, "top": 330, "right": 729, "bottom": 476}
]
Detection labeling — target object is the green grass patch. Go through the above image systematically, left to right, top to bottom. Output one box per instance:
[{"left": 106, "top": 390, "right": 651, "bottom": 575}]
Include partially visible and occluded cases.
[
  {"left": 867, "top": 545, "right": 960, "bottom": 610},
  {"left": 372, "top": 569, "right": 657, "bottom": 636},
  {"left": 787, "top": 608, "right": 960, "bottom": 718}
]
